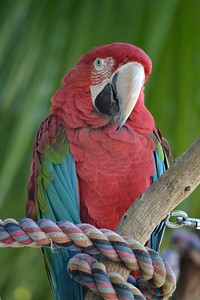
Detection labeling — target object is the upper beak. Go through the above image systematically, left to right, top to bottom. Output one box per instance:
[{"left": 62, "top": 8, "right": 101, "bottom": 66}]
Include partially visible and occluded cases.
[{"left": 112, "top": 62, "right": 145, "bottom": 128}]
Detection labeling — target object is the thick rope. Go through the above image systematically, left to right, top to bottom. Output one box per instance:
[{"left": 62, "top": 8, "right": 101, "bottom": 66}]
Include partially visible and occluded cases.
[
  {"left": 0, "top": 218, "right": 176, "bottom": 299},
  {"left": 68, "top": 253, "right": 145, "bottom": 300},
  {"left": 68, "top": 253, "right": 175, "bottom": 300}
]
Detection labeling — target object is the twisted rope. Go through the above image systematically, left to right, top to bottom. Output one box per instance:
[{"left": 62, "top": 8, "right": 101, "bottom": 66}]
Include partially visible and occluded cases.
[
  {"left": 0, "top": 218, "right": 176, "bottom": 299},
  {"left": 68, "top": 253, "right": 145, "bottom": 300}
]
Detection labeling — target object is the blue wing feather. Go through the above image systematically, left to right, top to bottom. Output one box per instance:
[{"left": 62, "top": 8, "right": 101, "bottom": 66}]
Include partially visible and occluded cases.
[
  {"left": 26, "top": 115, "right": 83, "bottom": 300},
  {"left": 150, "top": 131, "right": 171, "bottom": 252}
]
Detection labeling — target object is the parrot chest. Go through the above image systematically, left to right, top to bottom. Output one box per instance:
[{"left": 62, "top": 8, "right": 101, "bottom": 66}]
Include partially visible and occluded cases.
[{"left": 69, "top": 128, "right": 155, "bottom": 230}]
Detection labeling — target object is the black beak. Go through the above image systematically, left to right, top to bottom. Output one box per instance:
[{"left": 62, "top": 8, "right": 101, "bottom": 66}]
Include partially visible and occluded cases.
[{"left": 94, "top": 78, "right": 119, "bottom": 117}]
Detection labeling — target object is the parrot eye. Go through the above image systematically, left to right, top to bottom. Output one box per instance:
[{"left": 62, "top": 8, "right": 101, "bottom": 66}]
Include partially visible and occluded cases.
[{"left": 94, "top": 58, "right": 104, "bottom": 71}]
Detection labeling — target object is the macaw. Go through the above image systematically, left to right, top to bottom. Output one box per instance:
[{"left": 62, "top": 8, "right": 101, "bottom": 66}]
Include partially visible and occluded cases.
[{"left": 26, "top": 43, "right": 172, "bottom": 300}]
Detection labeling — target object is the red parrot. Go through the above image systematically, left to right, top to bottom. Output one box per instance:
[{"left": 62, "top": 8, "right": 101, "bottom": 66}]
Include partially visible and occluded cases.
[{"left": 26, "top": 43, "right": 171, "bottom": 300}]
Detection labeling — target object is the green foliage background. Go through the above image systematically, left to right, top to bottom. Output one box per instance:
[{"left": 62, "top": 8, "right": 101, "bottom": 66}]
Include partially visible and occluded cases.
[{"left": 0, "top": 0, "right": 200, "bottom": 299}]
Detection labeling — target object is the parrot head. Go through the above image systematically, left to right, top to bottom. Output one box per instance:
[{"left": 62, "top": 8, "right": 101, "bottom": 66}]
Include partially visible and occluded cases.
[{"left": 51, "top": 43, "right": 152, "bottom": 129}]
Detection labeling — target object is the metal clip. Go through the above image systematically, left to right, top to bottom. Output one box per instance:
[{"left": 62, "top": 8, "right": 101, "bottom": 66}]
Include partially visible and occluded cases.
[
  {"left": 166, "top": 210, "right": 188, "bottom": 229},
  {"left": 166, "top": 210, "right": 200, "bottom": 230},
  {"left": 177, "top": 217, "right": 200, "bottom": 230}
]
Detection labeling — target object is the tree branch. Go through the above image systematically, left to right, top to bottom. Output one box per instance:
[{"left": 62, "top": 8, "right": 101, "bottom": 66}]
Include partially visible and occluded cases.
[{"left": 85, "top": 136, "right": 200, "bottom": 299}]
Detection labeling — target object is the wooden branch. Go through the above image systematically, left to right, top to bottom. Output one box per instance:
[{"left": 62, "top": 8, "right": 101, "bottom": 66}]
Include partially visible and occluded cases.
[{"left": 85, "top": 136, "right": 200, "bottom": 300}]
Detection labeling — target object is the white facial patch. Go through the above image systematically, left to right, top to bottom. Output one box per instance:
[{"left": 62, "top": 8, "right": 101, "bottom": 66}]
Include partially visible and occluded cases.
[
  {"left": 90, "top": 57, "right": 116, "bottom": 106},
  {"left": 91, "top": 57, "right": 116, "bottom": 82}
]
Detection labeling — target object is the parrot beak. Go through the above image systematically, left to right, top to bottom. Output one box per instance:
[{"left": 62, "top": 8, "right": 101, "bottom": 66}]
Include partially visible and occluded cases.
[
  {"left": 92, "top": 62, "right": 145, "bottom": 128},
  {"left": 112, "top": 62, "right": 145, "bottom": 128}
]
